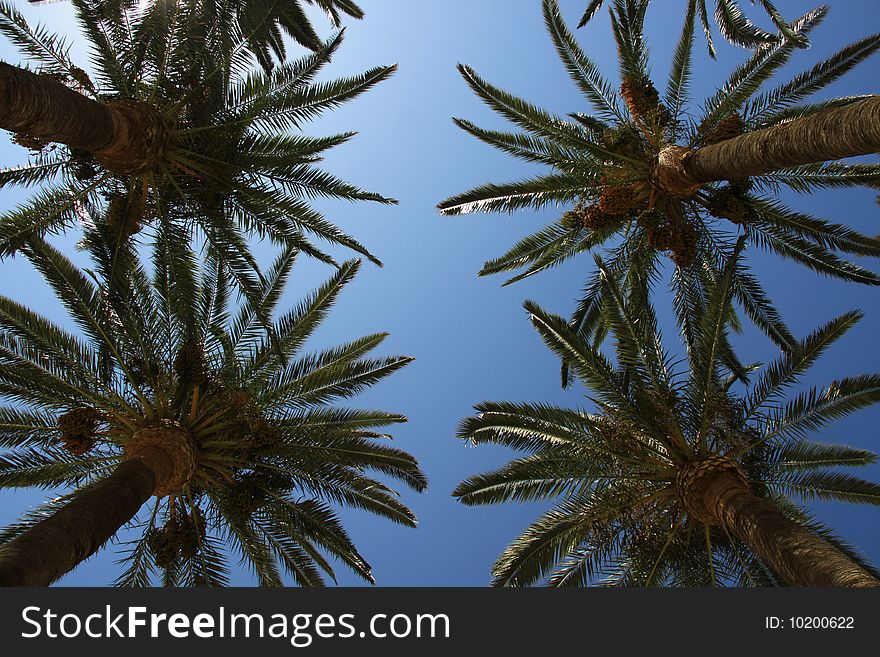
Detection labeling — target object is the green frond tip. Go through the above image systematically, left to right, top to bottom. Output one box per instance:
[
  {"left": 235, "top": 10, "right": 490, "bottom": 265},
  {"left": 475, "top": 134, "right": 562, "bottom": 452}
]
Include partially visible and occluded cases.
[{"left": 577, "top": 0, "right": 605, "bottom": 29}]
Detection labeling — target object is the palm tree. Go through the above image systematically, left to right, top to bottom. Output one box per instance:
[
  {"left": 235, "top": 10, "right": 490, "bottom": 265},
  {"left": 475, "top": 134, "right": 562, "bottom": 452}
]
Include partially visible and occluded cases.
[
  {"left": 0, "top": 0, "right": 394, "bottom": 306},
  {"left": 438, "top": 0, "right": 880, "bottom": 359},
  {"left": 0, "top": 229, "right": 425, "bottom": 586},
  {"left": 454, "top": 246, "right": 880, "bottom": 587}
]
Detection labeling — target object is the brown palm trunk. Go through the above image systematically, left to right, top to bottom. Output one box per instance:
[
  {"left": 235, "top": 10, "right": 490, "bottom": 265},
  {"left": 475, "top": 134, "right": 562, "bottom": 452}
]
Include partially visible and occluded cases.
[
  {"left": 0, "top": 61, "right": 116, "bottom": 151},
  {"left": 0, "top": 62, "right": 168, "bottom": 173},
  {"left": 686, "top": 95, "right": 880, "bottom": 183},
  {"left": 652, "top": 96, "right": 880, "bottom": 197},
  {"left": 0, "top": 426, "right": 188, "bottom": 587},
  {"left": 0, "top": 460, "right": 158, "bottom": 586},
  {"left": 700, "top": 468, "right": 879, "bottom": 587}
]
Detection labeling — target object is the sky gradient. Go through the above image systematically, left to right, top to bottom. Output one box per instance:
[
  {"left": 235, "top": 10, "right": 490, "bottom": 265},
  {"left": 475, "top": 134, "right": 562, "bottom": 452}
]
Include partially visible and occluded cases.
[{"left": 0, "top": 0, "right": 878, "bottom": 586}]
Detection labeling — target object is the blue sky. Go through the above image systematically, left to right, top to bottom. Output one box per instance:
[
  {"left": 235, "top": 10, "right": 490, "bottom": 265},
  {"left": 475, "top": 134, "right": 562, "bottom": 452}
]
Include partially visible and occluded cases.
[{"left": 0, "top": 0, "right": 878, "bottom": 586}]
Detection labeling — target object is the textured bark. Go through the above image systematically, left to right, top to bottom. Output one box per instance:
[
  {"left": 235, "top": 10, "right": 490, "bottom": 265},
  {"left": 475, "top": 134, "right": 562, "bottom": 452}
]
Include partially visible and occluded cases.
[
  {"left": 0, "top": 61, "right": 116, "bottom": 151},
  {"left": 0, "top": 62, "right": 169, "bottom": 173},
  {"left": 685, "top": 95, "right": 880, "bottom": 183},
  {"left": 91, "top": 99, "right": 170, "bottom": 174},
  {"left": 650, "top": 145, "right": 702, "bottom": 198},
  {"left": 0, "top": 422, "right": 195, "bottom": 586},
  {"left": 125, "top": 423, "right": 196, "bottom": 496},
  {"left": 676, "top": 455, "right": 748, "bottom": 524},
  {"left": 0, "top": 458, "right": 164, "bottom": 587},
  {"left": 701, "top": 471, "right": 880, "bottom": 587}
]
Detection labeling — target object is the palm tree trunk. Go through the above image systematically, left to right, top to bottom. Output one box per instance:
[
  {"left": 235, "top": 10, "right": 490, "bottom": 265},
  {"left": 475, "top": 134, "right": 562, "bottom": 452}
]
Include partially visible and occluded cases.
[
  {"left": 0, "top": 62, "right": 168, "bottom": 173},
  {"left": 0, "top": 62, "right": 117, "bottom": 151},
  {"left": 685, "top": 95, "right": 880, "bottom": 183},
  {"left": 0, "top": 423, "right": 192, "bottom": 586},
  {"left": 0, "top": 444, "right": 178, "bottom": 587},
  {"left": 702, "top": 469, "right": 880, "bottom": 587}
]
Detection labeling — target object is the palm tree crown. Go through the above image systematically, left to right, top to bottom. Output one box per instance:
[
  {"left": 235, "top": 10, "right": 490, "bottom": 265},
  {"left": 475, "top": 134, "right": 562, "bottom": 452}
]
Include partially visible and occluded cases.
[
  {"left": 0, "top": 0, "right": 395, "bottom": 306},
  {"left": 439, "top": 0, "right": 880, "bottom": 356},
  {"left": 0, "top": 232, "right": 426, "bottom": 586},
  {"left": 454, "top": 247, "right": 880, "bottom": 586}
]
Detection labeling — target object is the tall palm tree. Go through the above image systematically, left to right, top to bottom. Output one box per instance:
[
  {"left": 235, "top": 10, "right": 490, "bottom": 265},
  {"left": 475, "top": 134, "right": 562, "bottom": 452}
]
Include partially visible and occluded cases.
[
  {"left": 0, "top": 0, "right": 394, "bottom": 307},
  {"left": 438, "top": 0, "right": 880, "bottom": 361},
  {"left": 0, "top": 228, "right": 425, "bottom": 586},
  {"left": 454, "top": 246, "right": 880, "bottom": 587}
]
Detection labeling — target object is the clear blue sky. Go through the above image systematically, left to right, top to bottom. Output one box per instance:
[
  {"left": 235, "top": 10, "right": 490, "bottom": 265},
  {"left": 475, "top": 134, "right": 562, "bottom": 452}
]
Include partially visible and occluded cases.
[{"left": 0, "top": 0, "right": 878, "bottom": 586}]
